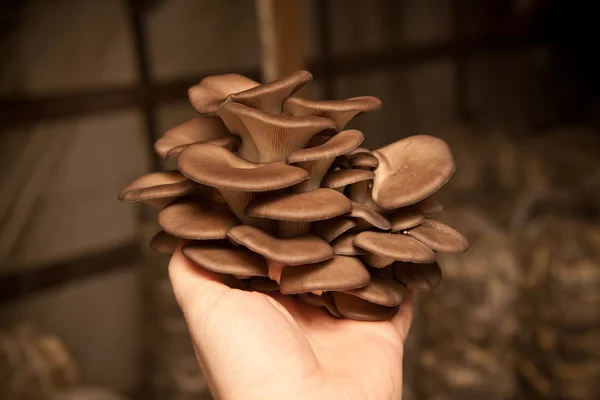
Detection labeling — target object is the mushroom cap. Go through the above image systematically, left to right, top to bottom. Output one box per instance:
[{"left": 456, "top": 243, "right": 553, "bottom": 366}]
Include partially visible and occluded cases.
[
  {"left": 230, "top": 70, "right": 313, "bottom": 114},
  {"left": 188, "top": 73, "right": 260, "bottom": 114},
  {"left": 282, "top": 96, "right": 382, "bottom": 130},
  {"left": 223, "top": 102, "right": 337, "bottom": 162},
  {"left": 154, "top": 117, "right": 230, "bottom": 158},
  {"left": 287, "top": 129, "right": 364, "bottom": 163},
  {"left": 371, "top": 135, "right": 455, "bottom": 209},
  {"left": 166, "top": 136, "right": 239, "bottom": 159},
  {"left": 178, "top": 144, "right": 309, "bottom": 191},
  {"left": 345, "top": 147, "right": 371, "bottom": 158},
  {"left": 349, "top": 154, "right": 379, "bottom": 169},
  {"left": 321, "top": 169, "right": 374, "bottom": 189},
  {"left": 118, "top": 171, "right": 197, "bottom": 203},
  {"left": 246, "top": 188, "right": 352, "bottom": 222},
  {"left": 416, "top": 197, "right": 445, "bottom": 216},
  {"left": 158, "top": 199, "right": 239, "bottom": 240},
  {"left": 348, "top": 201, "right": 391, "bottom": 230},
  {"left": 389, "top": 207, "right": 425, "bottom": 232},
  {"left": 312, "top": 217, "right": 356, "bottom": 242},
  {"left": 405, "top": 219, "right": 469, "bottom": 253},
  {"left": 227, "top": 225, "right": 333, "bottom": 265},
  {"left": 149, "top": 231, "right": 178, "bottom": 254},
  {"left": 354, "top": 231, "right": 436, "bottom": 263},
  {"left": 331, "top": 233, "right": 366, "bottom": 255},
  {"left": 182, "top": 243, "right": 269, "bottom": 277},
  {"left": 279, "top": 255, "right": 370, "bottom": 295},
  {"left": 393, "top": 261, "right": 442, "bottom": 290},
  {"left": 249, "top": 277, "right": 280, "bottom": 292},
  {"left": 342, "top": 277, "right": 408, "bottom": 307},
  {"left": 297, "top": 292, "right": 342, "bottom": 318},
  {"left": 332, "top": 292, "right": 399, "bottom": 321}
]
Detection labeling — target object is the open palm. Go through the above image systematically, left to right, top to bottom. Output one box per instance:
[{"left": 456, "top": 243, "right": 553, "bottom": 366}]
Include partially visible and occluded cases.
[{"left": 169, "top": 246, "right": 413, "bottom": 400}]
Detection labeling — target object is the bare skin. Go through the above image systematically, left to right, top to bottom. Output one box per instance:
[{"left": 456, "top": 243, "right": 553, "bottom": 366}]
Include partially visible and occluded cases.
[{"left": 169, "top": 243, "right": 413, "bottom": 400}]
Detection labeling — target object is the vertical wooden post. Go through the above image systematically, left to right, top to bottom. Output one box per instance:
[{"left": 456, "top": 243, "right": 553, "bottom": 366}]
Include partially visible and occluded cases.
[{"left": 256, "top": 0, "right": 306, "bottom": 82}]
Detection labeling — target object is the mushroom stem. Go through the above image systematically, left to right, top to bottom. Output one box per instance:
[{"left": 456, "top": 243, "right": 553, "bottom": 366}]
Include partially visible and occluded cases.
[
  {"left": 293, "top": 159, "right": 335, "bottom": 192},
  {"left": 348, "top": 180, "right": 387, "bottom": 214},
  {"left": 219, "top": 189, "right": 276, "bottom": 232},
  {"left": 278, "top": 221, "right": 311, "bottom": 238},
  {"left": 361, "top": 253, "right": 394, "bottom": 268},
  {"left": 267, "top": 260, "right": 285, "bottom": 284}
]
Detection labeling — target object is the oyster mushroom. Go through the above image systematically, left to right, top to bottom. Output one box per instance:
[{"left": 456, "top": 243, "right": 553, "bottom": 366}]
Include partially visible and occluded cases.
[
  {"left": 282, "top": 96, "right": 382, "bottom": 131},
  {"left": 223, "top": 101, "right": 337, "bottom": 162},
  {"left": 154, "top": 116, "right": 231, "bottom": 159},
  {"left": 287, "top": 129, "right": 365, "bottom": 192},
  {"left": 371, "top": 135, "right": 455, "bottom": 209},
  {"left": 177, "top": 143, "right": 308, "bottom": 229},
  {"left": 349, "top": 154, "right": 379, "bottom": 170},
  {"left": 321, "top": 169, "right": 375, "bottom": 192},
  {"left": 118, "top": 171, "right": 200, "bottom": 209},
  {"left": 246, "top": 188, "right": 352, "bottom": 237},
  {"left": 158, "top": 198, "right": 239, "bottom": 240},
  {"left": 348, "top": 201, "right": 391, "bottom": 231},
  {"left": 389, "top": 208, "right": 425, "bottom": 232},
  {"left": 312, "top": 217, "right": 356, "bottom": 243},
  {"left": 405, "top": 219, "right": 469, "bottom": 253},
  {"left": 228, "top": 224, "right": 334, "bottom": 283},
  {"left": 149, "top": 231, "right": 178, "bottom": 254},
  {"left": 354, "top": 231, "right": 436, "bottom": 268},
  {"left": 331, "top": 233, "right": 366, "bottom": 256},
  {"left": 182, "top": 242, "right": 269, "bottom": 278},
  {"left": 280, "top": 255, "right": 370, "bottom": 295},
  {"left": 393, "top": 261, "right": 442, "bottom": 291},
  {"left": 342, "top": 277, "right": 408, "bottom": 307},
  {"left": 297, "top": 292, "right": 342, "bottom": 318},
  {"left": 332, "top": 292, "right": 400, "bottom": 321}
]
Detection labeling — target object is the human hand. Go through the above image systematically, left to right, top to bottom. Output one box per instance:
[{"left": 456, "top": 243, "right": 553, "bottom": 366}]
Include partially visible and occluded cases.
[{"left": 169, "top": 243, "right": 413, "bottom": 400}]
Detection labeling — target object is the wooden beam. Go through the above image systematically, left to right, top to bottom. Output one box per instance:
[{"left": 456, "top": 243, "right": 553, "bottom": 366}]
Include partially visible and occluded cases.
[
  {"left": 256, "top": 0, "right": 306, "bottom": 81},
  {"left": 0, "top": 39, "right": 545, "bottom": 129},
  {"left": 0, "top": 242, "right": 141, "bottom": 303}
]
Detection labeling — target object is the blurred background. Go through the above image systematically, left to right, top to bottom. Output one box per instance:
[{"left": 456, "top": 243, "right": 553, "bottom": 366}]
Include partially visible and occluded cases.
[{"left": 0, "top": 0, "right": 599, "bottom": 399}]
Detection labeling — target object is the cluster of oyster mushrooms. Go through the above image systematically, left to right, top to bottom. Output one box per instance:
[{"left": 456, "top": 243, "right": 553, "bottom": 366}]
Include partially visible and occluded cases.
[{"left": 119, "top": 70, "right": 468, "bottom": 321}]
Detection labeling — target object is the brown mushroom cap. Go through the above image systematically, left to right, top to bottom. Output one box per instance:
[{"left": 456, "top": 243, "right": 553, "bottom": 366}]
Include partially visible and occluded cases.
[
  {"left": 229, "top": 70, "right": 313, "bottom": 114},
  {"left": 188, "top": 73, "right": 260, "bottom": 114},
  {"left": 282, "top": 96, "right": 382, "bottom": 130},
  {"left": 223, "top": 102, "right": 337, "bottom": 162},
  {"left": 154, "top": 117, "right": 231, "bottom": 159},
  {"left": 287, "top": 130, "right": 364, "bottom": 163},
  {"left": 371, "top": 135, "right": 455, "bottom": 209},
  {"left": 166, "top": 136, "right": 239, "bottom": 159},
  {"left": 178, "top": 144, "right": 308, "bottom": 191},
  {"left": 345, "top": 147, "right": 371, "bottom": 158},
  {"left": 349, "top": 154, "right": 379, "bottom": 169},
  {"left": 321, "top": 169, "right": 374, "bottom": 189},
  {"left": 118, "top": 171, "right": 197, "bottom": 204},
  {"left": 347, "top": 180, "right": 387, "bottom": 214},
  {"left": 246, "top": 188, "right": 352, "bottom": 221},
  {"left": 416, "top": 197, "right": 445, "bottom": 216},
  {"left": 158, "top": 199, "right": 239, "bottom": 240},
  {"left": 348, "top": 201, "right": 391, "bottom": 230},
  {"left": 389, "top": 207, "right": 425, "bottom": 232},
  {"left": 312, "top": 217, "right": 357, "bottom": 243},
  {"left": 405, "top": 219, "right": 469, "bottom": 253},
  {"left": 227, "top": 225, "right": 333, "bottom": 265},
  {"left": 149, "top": 231, "right": 178, "bottom": 254},
  {"left": 354, "top": 231, "right": 436, "bottom": 263},
  {"left": 331, "top": 233, "right": 366, "bottom": 255},
  {"left": 182, "top": 243, "right": 269, "bottom": 277},
  {"left": 279, "top": 255, "right": 370, "bottom": 295},
  {"left": 393, "top": 261, "right": 442, "bottom": 291},
  {"left": 249, "top": 277, "right": 280, "bottom": 292},
  {"left": 342, "top": 277, "right": 408, "bottom": 307},
  {"left": 332, "top": 292, "right": 399, "bottom": 321},
  {"left": 297, "top": 293, "right": 342, "bottom": 318}
]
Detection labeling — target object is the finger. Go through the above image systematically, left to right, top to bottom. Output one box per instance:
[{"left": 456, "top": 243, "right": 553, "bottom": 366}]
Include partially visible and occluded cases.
[
  {"left": 168, "top": 240, "right": 231, "bottom": 317},
  {"left": 390, "top": 290, "right": 414, "bottom": 342}
]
